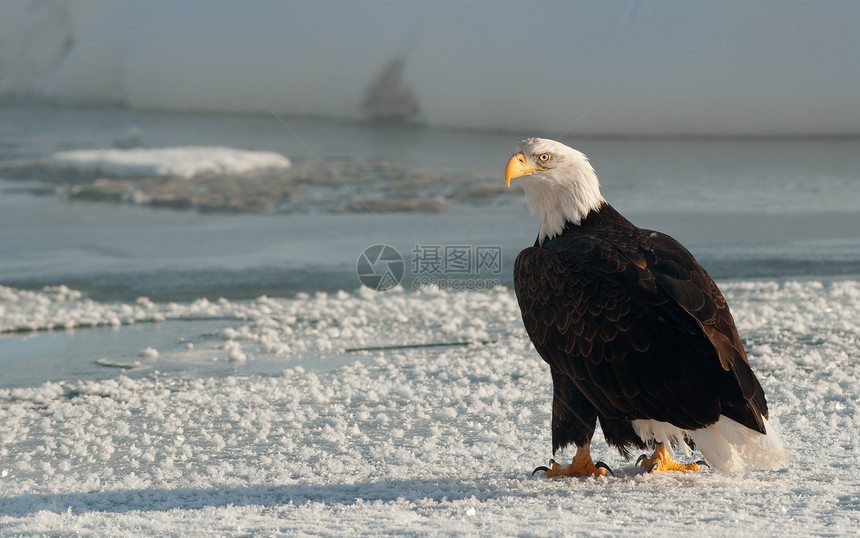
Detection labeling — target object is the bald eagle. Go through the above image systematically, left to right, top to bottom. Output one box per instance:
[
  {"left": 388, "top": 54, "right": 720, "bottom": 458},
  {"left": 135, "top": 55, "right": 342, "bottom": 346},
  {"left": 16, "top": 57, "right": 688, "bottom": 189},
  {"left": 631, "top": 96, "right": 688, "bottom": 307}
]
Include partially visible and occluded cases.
[{"left": 506, "top": 138, "right": 788, "bottom": 475}]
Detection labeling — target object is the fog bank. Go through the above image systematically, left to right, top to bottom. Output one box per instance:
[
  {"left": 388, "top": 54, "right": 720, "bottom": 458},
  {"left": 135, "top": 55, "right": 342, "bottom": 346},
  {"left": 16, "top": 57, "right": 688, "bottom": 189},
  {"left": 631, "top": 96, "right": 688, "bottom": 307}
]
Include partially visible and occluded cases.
[{"left": 1, "top": 0, "right": 858, "bottom": 135}]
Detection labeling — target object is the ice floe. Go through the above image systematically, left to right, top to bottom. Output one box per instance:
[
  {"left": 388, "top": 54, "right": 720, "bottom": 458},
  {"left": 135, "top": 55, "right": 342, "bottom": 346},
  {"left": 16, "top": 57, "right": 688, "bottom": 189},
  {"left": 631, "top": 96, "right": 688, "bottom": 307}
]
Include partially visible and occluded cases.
[
  {"left": 3, "top": 147, "right": 505, "bottom": 214},
  {"left": 46, "top": 147, "right": 291, "bottom": 180}
]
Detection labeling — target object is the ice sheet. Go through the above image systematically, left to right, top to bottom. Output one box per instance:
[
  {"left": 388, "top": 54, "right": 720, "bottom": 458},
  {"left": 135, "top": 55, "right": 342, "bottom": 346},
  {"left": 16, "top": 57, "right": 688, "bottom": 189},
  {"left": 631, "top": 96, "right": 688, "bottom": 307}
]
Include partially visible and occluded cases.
[{"left": 1, "top": 280, "right": 859, "bottom": 534}]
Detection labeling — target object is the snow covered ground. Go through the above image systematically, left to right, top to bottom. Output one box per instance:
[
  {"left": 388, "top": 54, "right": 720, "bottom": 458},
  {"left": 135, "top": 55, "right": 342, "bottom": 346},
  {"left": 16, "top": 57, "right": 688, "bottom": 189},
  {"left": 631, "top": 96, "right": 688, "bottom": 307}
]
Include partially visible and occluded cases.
[{"left": 1, "top": 280, "right": 859, "bottom": 535}]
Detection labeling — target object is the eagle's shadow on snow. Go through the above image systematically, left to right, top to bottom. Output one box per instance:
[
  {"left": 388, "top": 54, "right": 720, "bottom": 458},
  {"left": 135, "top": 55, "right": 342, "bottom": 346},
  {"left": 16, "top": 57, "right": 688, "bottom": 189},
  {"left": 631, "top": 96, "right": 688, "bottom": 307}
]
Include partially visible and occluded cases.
[
  {"left": 1, "top": 466, "right": 728, "bottom": 517},
  {"left": 0, "top": 477, "right": 580, "bottom": 517}
]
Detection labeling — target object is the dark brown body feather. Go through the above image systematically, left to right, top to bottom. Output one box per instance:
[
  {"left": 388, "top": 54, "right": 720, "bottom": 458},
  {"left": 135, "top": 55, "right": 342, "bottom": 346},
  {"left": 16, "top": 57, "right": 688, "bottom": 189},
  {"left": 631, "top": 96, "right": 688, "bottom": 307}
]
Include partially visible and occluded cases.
[{"left": 514, "top": 203, "right": 769, "bottom": 457}]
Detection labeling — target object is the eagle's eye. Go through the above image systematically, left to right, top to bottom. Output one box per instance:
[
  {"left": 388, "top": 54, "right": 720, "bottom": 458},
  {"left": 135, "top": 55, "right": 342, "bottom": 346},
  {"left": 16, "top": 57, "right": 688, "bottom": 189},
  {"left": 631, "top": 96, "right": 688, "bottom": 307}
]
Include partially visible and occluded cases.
[{"left": 538, "top": 152, "right": 551, "bottom": 163}]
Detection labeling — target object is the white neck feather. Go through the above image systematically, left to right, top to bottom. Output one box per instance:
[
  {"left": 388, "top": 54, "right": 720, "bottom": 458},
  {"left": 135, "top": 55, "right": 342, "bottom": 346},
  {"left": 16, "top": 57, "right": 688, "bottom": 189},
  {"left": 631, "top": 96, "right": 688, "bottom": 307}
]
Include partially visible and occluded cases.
[{"left": 519, "top": 162, "right": 605, "bottom": 245}]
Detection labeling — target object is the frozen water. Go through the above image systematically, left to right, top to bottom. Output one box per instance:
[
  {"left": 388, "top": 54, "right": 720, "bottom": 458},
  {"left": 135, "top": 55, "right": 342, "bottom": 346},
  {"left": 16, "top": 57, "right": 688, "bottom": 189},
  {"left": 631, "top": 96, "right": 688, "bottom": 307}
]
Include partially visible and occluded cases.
[
  {"left": 1, "top": 105, "right": 859, "bottom": 533},
  {"left": 2, "top": 107, "right": 860, "bottom": 303},
  {"left": 3, "top": 146, "right": 298, "bottom": 212},
  {"left": 1, "top": 281, "right": 859, "bottom": 534}
]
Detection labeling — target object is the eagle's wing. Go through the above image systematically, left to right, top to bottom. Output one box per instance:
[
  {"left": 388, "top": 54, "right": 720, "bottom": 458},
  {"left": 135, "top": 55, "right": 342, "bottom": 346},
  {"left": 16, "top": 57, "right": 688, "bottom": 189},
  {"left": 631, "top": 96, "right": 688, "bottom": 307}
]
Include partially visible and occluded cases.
[
  {"left": 514, "top": 231, "right": 767, "bottom": 434},
  {"left": 646, "top": 231, "right": 768, "bottom": 425}
]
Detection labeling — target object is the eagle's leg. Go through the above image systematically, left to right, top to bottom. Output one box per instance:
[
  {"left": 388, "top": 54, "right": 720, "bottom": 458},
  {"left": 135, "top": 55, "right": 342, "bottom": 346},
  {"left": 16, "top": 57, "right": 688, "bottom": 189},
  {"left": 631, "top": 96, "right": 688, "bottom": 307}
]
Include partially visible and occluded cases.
[
  {"left": 636, "top": 443, "right": 706, "bottom": 473},
  {"left": 540, "top": 444, "right": 610, "bottom": 477}
]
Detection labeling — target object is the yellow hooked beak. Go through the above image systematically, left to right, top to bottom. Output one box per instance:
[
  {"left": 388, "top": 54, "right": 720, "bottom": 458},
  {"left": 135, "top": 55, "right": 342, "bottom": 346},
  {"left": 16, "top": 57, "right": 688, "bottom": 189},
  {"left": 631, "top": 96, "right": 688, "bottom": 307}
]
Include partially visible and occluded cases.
[{"left": 505, "top": 152, "right": 545, "bottom": 187}]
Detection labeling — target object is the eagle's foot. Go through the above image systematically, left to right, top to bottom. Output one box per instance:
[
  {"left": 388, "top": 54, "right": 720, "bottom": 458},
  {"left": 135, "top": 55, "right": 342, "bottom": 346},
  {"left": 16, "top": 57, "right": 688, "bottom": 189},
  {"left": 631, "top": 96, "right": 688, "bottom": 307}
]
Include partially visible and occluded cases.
[
  {"left": 636, "top": 443, "right": 708, "bottom": 473},
  {"left": 533, "top": 446, "right": 613, "bottom": 477}
]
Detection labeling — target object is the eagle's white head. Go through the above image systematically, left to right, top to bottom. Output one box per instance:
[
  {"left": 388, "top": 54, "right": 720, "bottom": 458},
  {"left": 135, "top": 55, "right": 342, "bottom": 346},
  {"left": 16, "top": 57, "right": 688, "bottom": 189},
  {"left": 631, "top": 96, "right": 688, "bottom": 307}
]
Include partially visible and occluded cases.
[{"left": 505, "top": 138, "right": 605, "bottom": 245}]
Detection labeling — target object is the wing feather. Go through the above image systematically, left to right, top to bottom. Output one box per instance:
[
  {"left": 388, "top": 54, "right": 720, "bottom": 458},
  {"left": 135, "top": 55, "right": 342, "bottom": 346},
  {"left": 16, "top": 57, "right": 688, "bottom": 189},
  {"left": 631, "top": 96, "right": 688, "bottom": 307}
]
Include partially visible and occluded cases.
[{"left": 514, "top": 217, "right": 769, "bottom": 437}]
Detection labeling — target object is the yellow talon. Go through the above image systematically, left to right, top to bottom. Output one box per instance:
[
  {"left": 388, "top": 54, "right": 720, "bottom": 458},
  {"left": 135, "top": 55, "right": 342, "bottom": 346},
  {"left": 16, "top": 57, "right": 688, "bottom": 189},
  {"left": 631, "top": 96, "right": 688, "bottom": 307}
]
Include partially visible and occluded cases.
[
  {"left": 637, "top": 443, "right": 706, "bottom": 473},
  {"left": 537, "top": 445, "right": 610, "bottom": 477}
]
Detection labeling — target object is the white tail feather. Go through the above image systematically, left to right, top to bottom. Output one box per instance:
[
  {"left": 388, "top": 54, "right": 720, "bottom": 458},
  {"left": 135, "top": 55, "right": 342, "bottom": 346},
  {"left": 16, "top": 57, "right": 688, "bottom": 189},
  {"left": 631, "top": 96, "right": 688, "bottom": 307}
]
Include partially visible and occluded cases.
[{"left": 632, "top": 416, "right": 789, "bottom": 475}]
